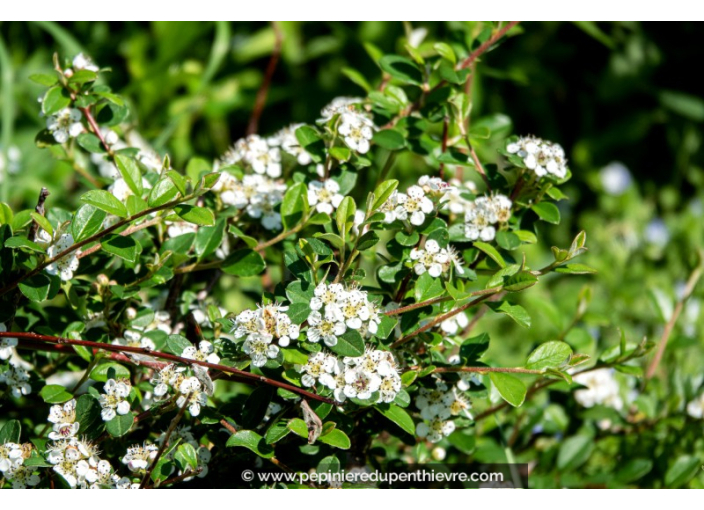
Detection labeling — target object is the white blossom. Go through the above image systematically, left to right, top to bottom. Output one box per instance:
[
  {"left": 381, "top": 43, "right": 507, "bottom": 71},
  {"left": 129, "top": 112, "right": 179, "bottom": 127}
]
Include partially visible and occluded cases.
[
  {"left": 72, "top": 53, "right": 99, "bottom": 72},
  {"left": 318, "top": 96, "right": 364, "bottom": 123},
  {"left": 46, "top": 108, "right": 83, "bottom": 143},
  {"left": 338, "top": 112, "right": 374, "bottom": 154},
  {"left": 269, "top": 124, "right": 312, "bottom": 165},
  {"left": 221, "top": 134, "right": 281, "bottom": 178},
  {"left": 506, "top": 136, "right": 567, "bottom": 179},
  {"left": 213, "top": 172, "right": 286, "bottom": 230},
  {"left": 307, "top": 179, "right": 344, "bottom": 215},
  {"left": 395, "top": 185, "right": 434, "bottom": 226},
  {"left": 464, "top": 194, "right": 512, "bottom": 242},
  {"left": 45, "top": 233, "right": 80, "bottom": 281},
  {"left": 410, "top": 240, "right": 450, "bottom": 278},
  {"left": 242, "top": 333, "right": 280, "bottom": 368},
  {"left": 0, "top": 362, "right": 32, "bottom": 398},
  {"left": 573, "top": 368, "right": 623, "bottom": 411},
  {"left": 176, "top": 377, "right": 209, "bottom": 416},
  {"left": 98, "top": 378, "right": 132, "bottom": 421},
  {"left": 415, "top": 380, "right": 472, "bottom": 443},
  {"left": 686, "top": 393, "right": 704, "bottom": 419},
  {"left": 48, "top": 399, "right": 80, "bottom": 441},
  {"left": 0, "top": 442, "right": 24, "bottom": 473},
  {"left": 122, "top": 442, "right": 158, "bottom": 472}
]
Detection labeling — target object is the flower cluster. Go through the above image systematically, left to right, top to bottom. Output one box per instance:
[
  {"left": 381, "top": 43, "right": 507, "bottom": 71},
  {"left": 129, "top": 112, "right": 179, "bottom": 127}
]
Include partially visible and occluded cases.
[
  {"left": 318, "top": 96, "right": 364, "bottom": 122},
  {"left": 338, "top": 112, "right": 374, "bottom": 154},
  {"left": 269, "top": 123, "right": 313, "bottom": 165},
  {"left": 221, "top": 134, "right": 282, "bottom": 178},
  {"left": 506, "top": 136, "right": 568, "bottom": 179},
  {"left": 212, "top": 171, "right": 287, "bottom": 230},
  {"left": 381, "top": 175, "right": 451, "bottom": 226},
  {"left": 307, "top": 179, "right": 345, "bottom": 215},
  {"left": 442, "top": 179, "right": 477, "bottom": 216},
  {"left": 464, "top": 194, "right": 512, "bottom": 242},
  {"left": 410, "top": 240, "right": 464, "bottom": 277},
  {"left": 307, "top": 282, "right": 381, "bottom": 343},
  {"left": 231, "top": 303, "right": 301, "bottom": 367},
  {"left": 295, "top": 347, "right": 401, "bottom": 404},
  {"left": 0, "top": 361, "right": 31, "bottom": 398},
  {"left": 573, "top": 368, "right": 624, "bottom": 411},
  {"left": 176, "top": 376, "right": 209, "bottom": 417},
  {"left": 98, "top": 378, "right": 132, "bottom": 421},
  {"left": 415, "top": 380, "right": 472, "bottom": 443},
  {"left": 686, "top": 393, "right": 704, "bottom": 419},
  {"left": 45, "top": 400, "right": 121, "bottom": 488},
  {"left": 0, "top": 442, "right": 38, "bottom": 489},
  {"left": 122, "top": 442, "right": 158, "bottom": 472}
]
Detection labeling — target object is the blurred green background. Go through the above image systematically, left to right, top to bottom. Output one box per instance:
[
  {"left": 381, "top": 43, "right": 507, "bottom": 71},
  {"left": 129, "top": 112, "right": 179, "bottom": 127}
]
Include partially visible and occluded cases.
[{"left": 1, "top": 21, "right": 703, "bottom": 487}]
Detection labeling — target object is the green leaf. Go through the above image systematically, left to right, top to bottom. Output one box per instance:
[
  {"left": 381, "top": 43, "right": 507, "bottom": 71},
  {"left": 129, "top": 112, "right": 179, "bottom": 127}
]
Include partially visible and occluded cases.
[
  {"left": 434, "top": 42, "right": 457, "bottom": 64},
  {"left": 379, "top": 55, "right": 423, "bottom": 85},
  {"left": 341, "top": 67, "right": 372, "bottom": 92},
  {"left": 29, "top": 73, "right": 58, "bottom": 86},
  {"left": 42, "top": 86, "right": 71, "bottom": 115},
  {"left": 294, "top": 126, "right": 325, "bottom": 163},
  {"left": 372, "top": 129, "right": 406, "bottom": 150},
  {"left": 76, "top": 133, "right": 105, "bottom": 153},
  {"left": 115, "top": 155, "right": 144, "bottom": 197},
  {"left": 167, "top": 171, "right": 188, "bottom": 196},
  {"left": 148, "top": 178, "right": 179, "bottom": 207},
  {"left": 371, "top": 179, "right": 399, "bottom": 211},
  {"left": 281, "top": 182, "right": 309, "bottom": 230},
  {"left": 81, "top": 190, "right": 128, "bottom": 218},
  {"left": 335, "top": 196, "right": 356, "bottom": 238},
  {"left": 531, "top": 202, "right": 561, "bottom": 224},
  {"left": 72, "top": 205, "right": 107, "bottom": 242},
  {"left": 174, "top": 205, "right": 215, "bottom": 226},
  {"left": 194, "top": 220, "right": 225, "bottom": 260},
  {"left": 395, "top": 230, "right": 419, "bottom": 247},
  {"left": 356, "top": 231, "right": 380, "bottom": 251},
  {"left": 495, "top": 231, "right": 521, "bottom": 251},
  {"left": 102, "top": 234, "right": 140, "bottom": 263},
  {"left": 4, "top": 236, "right": 45, "bottom": 253},
  {"left": 473, "top": 241, "right": 506, "bottom": 268},
  {"left": 221, "top": 249, "right": 266, "bottom": 277},
  {"left": 554, "top": 264, "right": 597, "bottom": 275},
  {"left": 503, "top": 271, "right": 538, "bottom": 292},
  {"left": 414, "top": 272, "right": 445, "bottom": 302},
  {"left": 18, "top": 273, "right": 52, "bottom": 302},
  {"left": 286, "top": 280, "right": 315, "bottom": 304},
  {"left": 487, "top": 301, "right": 531, "bottom": 328},
  {"left": 287, "top": 303, "right": 311, "bottom": 324},
  {"left": 329, "top": 329, "right": 365, "bottom": 357},
  {"left": 460, "top": 333, "right": 490, "bottom": 363},
  {"left": 166, "top": 334, "right": 192, "bottom": 356},
  {"left": 525, "top": 341, "right": 573, "bottom": 371},
  {"left": 90, "top": 362, "right": 130, "bottom": 382},
  {"left": 489, "top": 372, "right": 527, "bottom": 407},
  {"left": 40, "top": 385, "right": 74, "bottom": 404},
  {"left": 240, "top": 387, "right": 274, "bottom": 429},
  {"left": 75, "top": 394, "right": 102, "bottom": 437},
  {"left": 375, "top": 404, "right": 415, "bottom": 435},
  {"left": 106, "top": 413, "right": 134, "bottom": 437},
  {"left": 287, "top": 418, "right": 308, "bottom": 438},
  {"left": 0, "top": 420, "right": 21, "bottom": 444},
  {"left": 265, "top": 420, "right": 292, "bottom": 444},
  {"left": 318, "top": 429, "right": 351, "bottom": 450},
  {"left": 226, "top": 430, "right": 275, "bottom": 458},
  {"left": 557, "top": 434, "right": 594, "bottom": 470},
  {"left": 175, "top": 443, "right": 199, "bottom": 471},
  {"left": 317, "top": 455, "right": 341, "bottom": 474},
  {"left": 665, "top": 455, "right": 700, "bottom": 488},
  {"left": 616, "top": 459, "right": 653, "bottom": 484}
]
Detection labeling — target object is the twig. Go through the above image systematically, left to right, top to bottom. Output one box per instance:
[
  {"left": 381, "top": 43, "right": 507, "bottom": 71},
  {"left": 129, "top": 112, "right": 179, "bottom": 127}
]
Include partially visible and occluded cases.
[
  {"left": 246, "top": 21, "right": 283, "bottom": 136},
  {"left": 458, "top": 22, "right": 520, "bottom": 70},
  {"left": 438, "top": 116, "right": 449, "bottom": 180},
  {"left": 27, "top": 187, "right": 50, "bottom": 241},
  {"left": 0, "top": 194, "right": 196, "bottom": 297},
  {"left": 645, "top": 257, "right": 704, "bottom": 379},
  {"left": 390, "top": 288, "right": 502, "bottom": 348},
  {"left": 383, "top": 296, "right": 452, "bottom": 316},
  {"left": 6, "top": 331, "right": 334, "bottom": 404},
  {"left": 431, "top": 366, "right": 542, "bottom": 375},
  {"left": 140, "top": 392, "right": 192, "bottom": 489},
  {"left": 155, "top": 468, "right": 203, "bottom": 488}
]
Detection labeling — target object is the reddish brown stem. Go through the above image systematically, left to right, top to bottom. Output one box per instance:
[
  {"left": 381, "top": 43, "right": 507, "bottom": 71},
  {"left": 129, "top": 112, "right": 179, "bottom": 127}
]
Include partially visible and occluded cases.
[
  {"left": 246, "top": 21, "right": 283, "bottom": 135},
  {"left": 6, "top": 331, "right": 334, "bottom": 404}
]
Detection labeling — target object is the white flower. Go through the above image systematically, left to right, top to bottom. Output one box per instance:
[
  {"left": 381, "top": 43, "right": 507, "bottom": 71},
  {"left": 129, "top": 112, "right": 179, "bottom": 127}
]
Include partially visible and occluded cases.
[
  {"left": 72, "top": 53, "right": 99, "bottom": 72},
  {"left": 319, "top": 96, "right": 364, "bottom": 123},
  {"left": 46, "top": 108, "right": 83, "bottom": 143},
  {"left": 338, "top": 112, "right": 374, "bottom": 154},
  {"left": 269, "top": 124, "right": 312, "bottom": 165},
  {"left": 222, "top": 135, "right": 281, "bottom": 178},
  {"left": 506, "top": 136, "right": 567, "bottom": 179},
  {"left": 600, "top": 161, "right": 632, "bottom": 196},
  {"left": 213, "top": 172, "right": 286, "bottom": 231},
  {"left": 418, "top": 175, "right": 452, "bottom": 197},
  {"left": 108, "top": 177, "right": 151, "bottom": 203},
  {"left": 307, "top": 179, "right": 344, "bottom": 215},
  {"left": 442, "top": 179, "right": 476, "bottom": 215},
  {"left": 395, "top": 185, "right": 434, "bottom": 226},
  {"left": 379, "top": 190, "right": 402, "bottom": 223},
  {"left": 464, "top": 194, "right": 511, "bottom": 242},
  {"left": 166, "top": 220, "right": 198, "bottom": 238},
  {"left": 45, "top": 233, "right": 80, "bottom": 281},
  {"left": 410, "top": 240, "right": 449, "bottom": 278},
  {"left": 231, "top": 302, "right": 300, "bottom": 352},
  {"left": 307, "top": 311, "right": 346, "bottom": 347},
  {"left": 440, "top": 312, "right": 469, "bottom": 335},
  {"left": 0, "top": 323, "right": 18, "bottom": 360},
  {"left": 114, "top": 329, "right": 156, "bottom": 351},
  {"left": 242, "top": 333, "right": 280, "bottom": 367},
  {"left": 182, "top": 340, "right": 220, "bottom": 366},
  {"left": 296, "top": 352, "right": 335, "bottom": 387},
  {"left": 319, "top": 358, "right": 348, "bottom": 403},
  {"left": 0, "top": 362, "right": 32, "bottom": 398},
  {"left": 150, "top": 363, "right": 185, "bottom": 398},
  {"left": 343, "top": 368, "right": 381, "bottom": 400},
  {"left": 573, "top": 368, "right": 623, "bottom": 411},
  {"left": 176, "top": 377, "right": 209, "bottom": 416},
  {"left": 98, "top": 379, "right": 132, "bottom": 421},
  {"left": 415, "top": 380, "right": 471, "bottom": 441},
  {"left": 686, "top": 393, "right": 704, "bottom": 419},
  {"left": 48, "top": 399, "right": 80, "bottom": 440},
  {"left": 416, "top": 417, "right": 455, "bottom": 443},
  {"left": 0, "top": 442, "right": 24, "bottom": 473},
  {"left": 122, "top": 442, "right": 158, "bottom": 472},
  {"left": 6, "top": 465, "right": 40, "bottom": 489}
]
